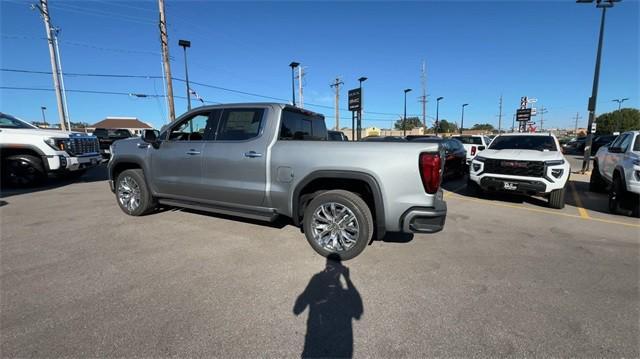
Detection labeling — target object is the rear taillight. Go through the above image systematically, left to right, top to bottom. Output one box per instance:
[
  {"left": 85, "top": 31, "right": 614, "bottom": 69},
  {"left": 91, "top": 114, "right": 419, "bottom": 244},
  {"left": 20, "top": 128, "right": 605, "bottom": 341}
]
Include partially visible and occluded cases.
[
  {"left": 471, "top": 146, "right": 477, "bottom": 156},
  {"left": 419, "top": 153, "right": 442, "bottom": 194}
]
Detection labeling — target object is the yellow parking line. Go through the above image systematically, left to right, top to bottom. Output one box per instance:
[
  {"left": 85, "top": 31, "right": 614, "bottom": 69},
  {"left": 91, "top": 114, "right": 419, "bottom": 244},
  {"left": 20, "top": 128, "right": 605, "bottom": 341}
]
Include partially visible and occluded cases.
[
  {"left": 569, "top": 182, "right": 590, "bottom": 219},
  {"left": 444, "top": 183, "right": 468, "bottom": 199},
  {"left": 447, "top": 193, "right": 640, "bottom": 229}
]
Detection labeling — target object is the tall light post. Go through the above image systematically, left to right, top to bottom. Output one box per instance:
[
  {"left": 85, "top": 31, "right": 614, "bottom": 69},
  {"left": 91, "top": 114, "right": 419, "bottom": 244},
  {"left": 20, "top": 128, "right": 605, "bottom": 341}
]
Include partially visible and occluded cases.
[
  {"left": 577, "top": 0, "right": 619, "bottom": 173},
  {"left": 178, "top": 39, "right": 192, "bottom": 111},
  {"left": 289, "top": 62, "right": 299, "bottom": 106},
  {"left": 357, "top": 77, "right": 367, "bottom": 140},
  {"left": 403, "top": 88, "right": 412, "bottom": 137},
  {"left": 435, "top": 96, "right": 444, "bottom": 135},
  {"left": 612, "top": 97, "right": 628, "bottom": 110},
  {"left": 612, "top": 97, "right": 629, "bottom": 132},
  {"left": 460, "top": 103, "right": 469, "bottom": 134},
  {"left": 40, "top": 106, "right": 47, "bottom": 127}
]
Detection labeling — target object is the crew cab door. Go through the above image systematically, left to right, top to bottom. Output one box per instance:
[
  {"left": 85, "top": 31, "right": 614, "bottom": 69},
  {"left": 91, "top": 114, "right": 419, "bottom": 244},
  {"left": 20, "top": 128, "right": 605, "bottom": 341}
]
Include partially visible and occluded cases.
[
  {"left": 200, "top": 107, "right": 269, "bottom": 207},
  {"left": 149, "top": 110, "right": 215, "bottom": 198},
  {"left": 603, "top": 133, "right": 631, "bottom": 181}
]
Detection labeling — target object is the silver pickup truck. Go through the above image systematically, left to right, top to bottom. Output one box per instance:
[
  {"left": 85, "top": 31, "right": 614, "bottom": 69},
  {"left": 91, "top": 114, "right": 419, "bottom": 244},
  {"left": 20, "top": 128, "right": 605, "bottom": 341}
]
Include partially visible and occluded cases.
[{"left": 108, "top": 103, "right": 447, "bottom": 259}]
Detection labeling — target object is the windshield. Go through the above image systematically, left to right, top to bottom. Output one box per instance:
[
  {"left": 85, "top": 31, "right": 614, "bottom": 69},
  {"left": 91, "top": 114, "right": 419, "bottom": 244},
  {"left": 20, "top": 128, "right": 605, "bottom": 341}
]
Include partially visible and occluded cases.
[
  {"left": 0, "top": 113, "right": 37, "bottom": 129},
  {"left": 634, "top": 134, "right": 640, "bottom": 152},
  {"left": 489, "top": 135, "right": 557, "bottom": 151},
  {"left": 454, "top": 136, "right": 483, "bottom": 145}
]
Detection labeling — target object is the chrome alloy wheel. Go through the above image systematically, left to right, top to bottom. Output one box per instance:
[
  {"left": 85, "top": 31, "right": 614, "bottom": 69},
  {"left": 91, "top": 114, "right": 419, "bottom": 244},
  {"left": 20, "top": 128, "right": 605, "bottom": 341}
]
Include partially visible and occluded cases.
[
  {"left": 117, "top": 176, "right": 141, "bottom": 212},
  {"left": 310, "top": 202, "right": 360, "bottom": 252}
]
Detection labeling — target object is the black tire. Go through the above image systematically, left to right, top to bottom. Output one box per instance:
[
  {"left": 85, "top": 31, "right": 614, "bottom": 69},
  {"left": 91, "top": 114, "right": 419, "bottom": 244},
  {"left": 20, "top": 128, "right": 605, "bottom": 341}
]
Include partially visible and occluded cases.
[
  {"left": 1, "top": 154, "right": 46, "bottom": 187},
  {"left": 589, "top": 161, "right": 606, "bottom": 193},
  {"left": 115, "top": 169, "right": 156, "bottom": 216},
  {"left": 608, "top": 176, "right": 622, "bottom": 215},
  {"left": 467, "top": 178, "right": 483, "bottom": 196},
  {"left": 549, "top": 187, "right": 566, "bottom": 209},
  {"left": 302, "top": 190, "right": 373, "bottom": 260}
]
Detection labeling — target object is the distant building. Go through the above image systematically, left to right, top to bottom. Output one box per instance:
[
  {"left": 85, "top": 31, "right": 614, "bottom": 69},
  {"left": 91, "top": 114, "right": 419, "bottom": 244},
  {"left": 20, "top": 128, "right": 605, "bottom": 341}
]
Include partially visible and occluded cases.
[{"left": 90, "top": 117, "right": 153, "bottom": 135}]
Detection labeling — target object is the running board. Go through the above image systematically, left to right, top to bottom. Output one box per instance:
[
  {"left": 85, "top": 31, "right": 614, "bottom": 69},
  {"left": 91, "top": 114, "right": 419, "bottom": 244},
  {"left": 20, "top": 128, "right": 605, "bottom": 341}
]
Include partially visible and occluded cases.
[{"left": 158, "top": 198, "right": 279, "bottom": 222}]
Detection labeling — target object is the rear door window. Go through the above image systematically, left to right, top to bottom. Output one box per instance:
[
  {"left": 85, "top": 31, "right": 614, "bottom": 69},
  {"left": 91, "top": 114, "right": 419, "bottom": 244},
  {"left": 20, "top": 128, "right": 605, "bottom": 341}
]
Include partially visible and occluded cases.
[
  {"left": 279, "top": 108, "right": 327, "bottom": 140},
  {"left": 216, "top": 109, "right": 265, "bottom": 141}
]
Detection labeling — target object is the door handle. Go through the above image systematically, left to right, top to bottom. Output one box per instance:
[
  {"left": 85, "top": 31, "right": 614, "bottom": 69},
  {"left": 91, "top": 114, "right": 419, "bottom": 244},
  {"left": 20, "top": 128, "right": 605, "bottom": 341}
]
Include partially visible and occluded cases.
[
  {"left": 137, "top": 143, "right": 149, "bottom": 149},
  {"left": 186, "top": 149, "right": 201, "bottom": 155},
  {"left": 244, "top": 151, "right": 263, "bottom": 158}
]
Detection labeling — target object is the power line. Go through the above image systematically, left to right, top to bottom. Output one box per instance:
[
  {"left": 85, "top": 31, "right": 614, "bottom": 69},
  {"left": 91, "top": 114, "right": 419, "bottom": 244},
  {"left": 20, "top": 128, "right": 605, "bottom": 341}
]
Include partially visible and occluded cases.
[{"left": 1, "top": 67, "right": 425, "bottom": 117}]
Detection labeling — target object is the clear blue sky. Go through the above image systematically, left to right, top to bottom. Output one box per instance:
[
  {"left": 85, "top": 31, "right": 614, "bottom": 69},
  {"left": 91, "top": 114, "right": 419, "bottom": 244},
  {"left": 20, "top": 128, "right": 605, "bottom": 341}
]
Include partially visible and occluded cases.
[{"left": 1, "top": 0, "right": 638, "bottom": 130}]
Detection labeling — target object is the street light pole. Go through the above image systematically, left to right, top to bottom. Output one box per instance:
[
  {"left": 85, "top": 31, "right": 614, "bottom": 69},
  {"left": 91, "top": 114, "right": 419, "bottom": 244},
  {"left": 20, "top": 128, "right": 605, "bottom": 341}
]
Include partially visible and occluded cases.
[
  {"left": 578, "top": 0, "right": 618, "bottom": 173},
  {"left": 178, "top": 39, "right": 192, "bottom": 111},
  {"left": 289, "top": 62, "right": 299, "bottom": 106},
  {"left": 403, "top": 88, "right": 412, "bottom": 137},
  {"left": 435, "top": 96, "right": 444, "bottom": 136},
  {"left": 612, "top": 97, "right": 628, "bottom": 111},
  {"left": 460, "top": 103, "right": 469, "bottom": 134},
  {"left": 40, "top": 106, "right": 47, "bottom": 127}
]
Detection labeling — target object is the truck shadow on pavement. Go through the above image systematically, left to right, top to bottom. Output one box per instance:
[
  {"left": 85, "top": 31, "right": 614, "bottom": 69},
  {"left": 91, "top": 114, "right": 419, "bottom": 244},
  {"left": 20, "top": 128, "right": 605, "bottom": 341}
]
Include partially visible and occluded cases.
[
  {"left": 0, "top": 165, "right": 108, "bottom": 199},
  {"left": 293, "top": 254, "right": 363, "bottom": 358}
]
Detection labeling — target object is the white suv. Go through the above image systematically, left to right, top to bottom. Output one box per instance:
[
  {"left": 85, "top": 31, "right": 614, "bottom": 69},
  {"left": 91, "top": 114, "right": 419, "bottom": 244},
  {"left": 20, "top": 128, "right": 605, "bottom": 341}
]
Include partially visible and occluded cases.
[
  {"left": 0, "top": 113, "right": 101, "bottom": 186},
  {"left": 590, "top": 130, "right": 640, "bottom": 217},
  {"left": 468, "top": 133, "right": 570, "bottom": 209},
  {"left": 451, "top": 135, "right": 491, "bottom": 164}
]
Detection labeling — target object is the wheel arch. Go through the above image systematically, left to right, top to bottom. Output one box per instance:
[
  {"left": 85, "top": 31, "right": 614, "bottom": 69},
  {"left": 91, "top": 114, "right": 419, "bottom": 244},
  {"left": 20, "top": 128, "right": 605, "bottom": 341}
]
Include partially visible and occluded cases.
[{"left": 292, "top": 170, "right": 386, "bottom": 239}]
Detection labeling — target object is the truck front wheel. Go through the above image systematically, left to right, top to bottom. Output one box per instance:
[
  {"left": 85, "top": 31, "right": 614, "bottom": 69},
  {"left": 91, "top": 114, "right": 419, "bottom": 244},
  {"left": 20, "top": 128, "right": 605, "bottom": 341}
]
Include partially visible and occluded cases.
[
  {"left": 2, "top": 154, "right": 45, "bottom": 187},
  {"left": 115, "top": 169, "right": 156, "bottom": 216},
  {"left": 548, "top": 187, "right": 566, "bottom": 209},
  {"left": 302, "top": 190, "right": 373, "bottom": 260}
]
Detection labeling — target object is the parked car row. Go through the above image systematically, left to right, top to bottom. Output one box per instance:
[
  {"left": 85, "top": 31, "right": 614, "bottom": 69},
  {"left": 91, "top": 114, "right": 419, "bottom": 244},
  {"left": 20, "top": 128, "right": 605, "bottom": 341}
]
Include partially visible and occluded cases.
[{"left": 562, "top": 134, "right": 617, "bottom": 155}]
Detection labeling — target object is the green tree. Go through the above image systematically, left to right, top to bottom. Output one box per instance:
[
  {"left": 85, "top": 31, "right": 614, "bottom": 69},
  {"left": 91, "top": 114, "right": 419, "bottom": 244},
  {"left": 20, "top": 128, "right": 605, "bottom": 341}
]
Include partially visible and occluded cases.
[
  {"left": 595, "top": 108, "right": 640, "bottom": 134},
  {"left": 394, "top": 116, "right": 423, "bottom": 130},
  {"left": 431, "top": 119, "right": 458, "bottom": 133},
  {"left": 471, "top": 123, "right": 495, "bottom": 131}
]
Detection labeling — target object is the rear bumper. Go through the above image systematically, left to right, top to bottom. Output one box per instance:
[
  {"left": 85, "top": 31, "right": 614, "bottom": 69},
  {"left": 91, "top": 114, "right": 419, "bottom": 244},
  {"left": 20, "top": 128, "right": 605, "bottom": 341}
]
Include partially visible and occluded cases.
[{"left": 400, "top": 197, "right": 447, "bottom": 234}]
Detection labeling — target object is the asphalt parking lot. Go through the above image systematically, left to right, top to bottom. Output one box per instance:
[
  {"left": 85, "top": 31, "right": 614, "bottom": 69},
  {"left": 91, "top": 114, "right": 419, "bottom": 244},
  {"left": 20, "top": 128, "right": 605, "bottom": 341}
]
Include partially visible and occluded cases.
[{"left": 1, "top": 166, "right": 638, "bottom": 357}]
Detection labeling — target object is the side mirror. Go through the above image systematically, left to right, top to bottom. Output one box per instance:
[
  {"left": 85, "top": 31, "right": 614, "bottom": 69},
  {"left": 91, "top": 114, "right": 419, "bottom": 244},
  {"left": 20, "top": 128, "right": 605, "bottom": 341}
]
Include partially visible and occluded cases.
[
  {"left": 142, "top": 129, "right": 160, "bottom": 148},
  {"left": 478, "top": 146, "right": 486, "bottom": 151},
  {"left": 608, "top": 146, "right": 622, "bottom": 153}
]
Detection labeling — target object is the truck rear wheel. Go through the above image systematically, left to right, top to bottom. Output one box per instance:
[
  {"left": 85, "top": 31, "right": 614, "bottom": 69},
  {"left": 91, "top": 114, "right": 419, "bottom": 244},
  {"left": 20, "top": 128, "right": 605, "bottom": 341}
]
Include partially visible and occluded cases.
[
  {"left": 2, "top": 154, "right": 45, "bottom": 187},
  {"left": 115, "top": 169, "right": 156, "bottom": 216},
  {"left": 548, "top": 187, "right": 566, "bottom": 209},
  {"left": 302, "top": 190, "right": 373, "bottom": 260}
]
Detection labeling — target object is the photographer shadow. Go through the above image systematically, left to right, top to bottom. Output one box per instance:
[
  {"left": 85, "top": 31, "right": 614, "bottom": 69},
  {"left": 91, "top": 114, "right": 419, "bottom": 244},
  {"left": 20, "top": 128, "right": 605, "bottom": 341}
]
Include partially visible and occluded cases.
[{"left": 293, "top": 254, "right": 363, "bottom": 358}]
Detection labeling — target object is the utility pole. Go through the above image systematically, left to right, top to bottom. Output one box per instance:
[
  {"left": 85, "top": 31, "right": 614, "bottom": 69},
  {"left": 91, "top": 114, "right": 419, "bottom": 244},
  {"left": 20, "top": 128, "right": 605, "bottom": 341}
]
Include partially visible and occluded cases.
[
  {"left": 33, "top": 0, "right": 67, "bottom": 131},
  {"left": 158, "top": 0, "right": 175, "bottom": 121},
  {"left": 52, "top": 27, "right": 71, "bottom": 131},
  {"left": 419, "top": 60, "right": 428, "bottom": 133},
  {"left": 330, "top": 77, "right": 343, "bottom": 130},
  {"left": 497, "top": 94, "right": 503, "bottom": 133},
  {"left": 538, "top": 105, "right": 548, "bottom": 131},
  {"left": 574, "top": 112, "right": 582, "bottom": 135},
  {"left": 512, "top": 113, "right": 516, "bottom": 132}
]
